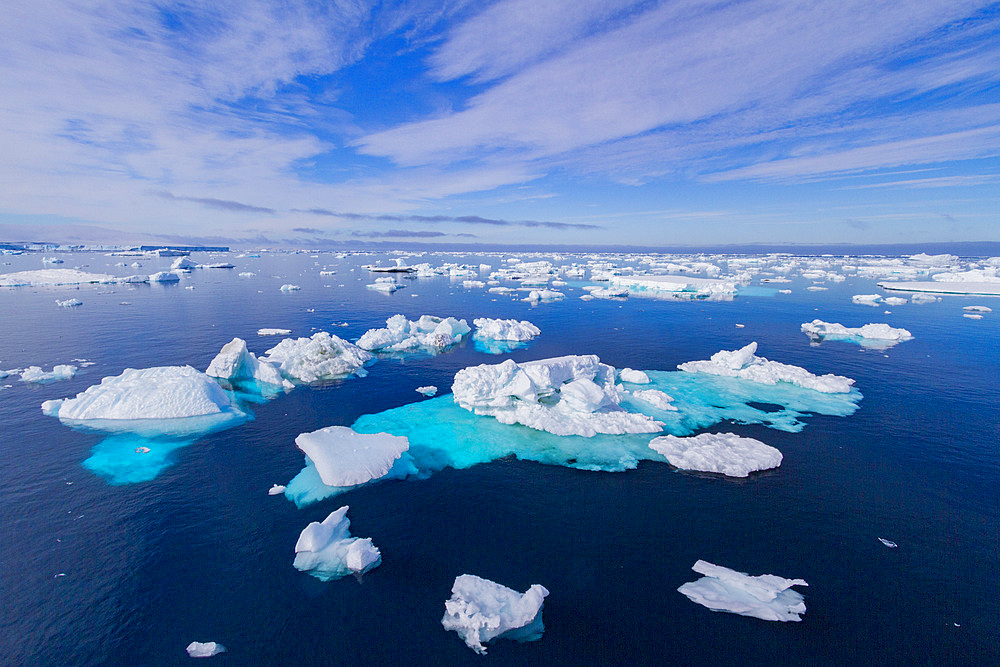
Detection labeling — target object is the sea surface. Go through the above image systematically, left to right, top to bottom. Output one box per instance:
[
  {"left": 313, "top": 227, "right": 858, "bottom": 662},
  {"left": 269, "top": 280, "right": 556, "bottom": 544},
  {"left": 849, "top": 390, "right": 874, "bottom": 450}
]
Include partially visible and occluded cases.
[{"left": 0, "top": 250, "right": 997, "bottom": 665}]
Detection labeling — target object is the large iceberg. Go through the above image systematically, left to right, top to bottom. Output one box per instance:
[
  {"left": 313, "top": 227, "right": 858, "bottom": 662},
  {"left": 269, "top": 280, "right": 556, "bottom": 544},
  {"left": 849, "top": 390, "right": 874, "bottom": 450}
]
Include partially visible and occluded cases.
[
  {"left": 0, "top": 268, "right": 115, "bottom": 287},
  {"left": 357, "top": 314, "right": 470, "bottom": 352},
  {"left": 800, "top": 320, "right": 913, "bottom": 349},
  {"left": 260, "top": 332, "right": 372, "bottom": 383},
  {"left": 206, "top": 338, "right": 293, "bottom": 391},
  {"left": 678, "top": 342, "right": 855, "bottom": 394},
  {"left": 452, "top": 355, "right": 663, "bottom": 437},
  {"left": 649, "top": 433, "right": 782, "bottom": 477},
  {"left": 293, "top": 506, "right": 381, "bottom": 581},
  {"left": 677, "top": 560, "right": 808, "bottom": 622},
  {"left": 441, "top": 574, "right": 549, "bottom": 655}
]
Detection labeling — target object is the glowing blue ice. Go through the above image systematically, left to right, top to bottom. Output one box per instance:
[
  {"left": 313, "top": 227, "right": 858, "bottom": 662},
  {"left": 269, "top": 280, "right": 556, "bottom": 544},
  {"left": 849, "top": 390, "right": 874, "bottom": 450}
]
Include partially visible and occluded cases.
[{"left": 83, "top": 433, "right": 199, "bottom": 485}]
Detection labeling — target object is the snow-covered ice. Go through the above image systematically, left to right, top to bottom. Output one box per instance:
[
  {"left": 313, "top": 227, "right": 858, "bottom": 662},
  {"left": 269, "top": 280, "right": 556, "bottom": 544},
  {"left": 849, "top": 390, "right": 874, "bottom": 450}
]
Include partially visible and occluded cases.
[
  {"left": 0, "top": 268, "right": 115, "bottom": 287},
  {"left": 149, "top": 271, "right": 180, "bottom": 283},
  {"left": 610, "top": 274, "right": 739, "bottom": 297},
  {"left": 879, "top": 280, "right": 1000, "bottom": 296},
  {"left": 279, "top": 284, "right": 300, "bottom": 291},
  {"left": 522, "top": 289, "right": 564, "bottom": 302},
  {"left": 852, "top": 294, "right": 882, "bottom": 305},
  {"left": 56, "top": 298, "right": 82, "bottom": 307},
  {"left": 357, "top": 314, "right": 470, "bottom": 352},
  {"left": 472, "top": 318, "right": 540, "bottom": 342},
  {"left": 801, "top": 320, "right": 913, "bottom": 348},
  {"left": 257, "top": 328, "right": 292, "bottom": 336},
  {"left": 260, "top": 332, "right": 372, "bottom": 383},
  {"left": 206, "top": 338, "right": 293, "bottom": 390},
  {"left": 678, "top": 342, "right": 855, "bottom": 394},
  {"left": 452, "top": 355, "right": 663, "bottom": 437},
  {"left": 21, "top": 365, "right": 77, "bottom": 384},
  {"left": 619, "top": 368, "right": 650, "bottom": 384},
  {"left": 416, "top": 385, "right": 438, "bottom": 396},
  {"left": 629, "top": 388, "right": 677, "bottom": 411},
  {"left": 293, "top": 426, "right": 409, "bottom": 488},
  {"left": 649, "top": 433, "right": 782, "bottom": 477},
  {"left": 268, "top": 484, "right": 286, "bottom": 495},
  {"left": 293, "top": 506, "right": 381, "bottom": 581},
  {"left": 677, "top": 560, "right": 807, "bottom": 621},
  {"left": 441, "top": 574, "right": 549, "bottom": 655},
  {"left": 186, "top": 642, "right": 225, "bottom": 658}
]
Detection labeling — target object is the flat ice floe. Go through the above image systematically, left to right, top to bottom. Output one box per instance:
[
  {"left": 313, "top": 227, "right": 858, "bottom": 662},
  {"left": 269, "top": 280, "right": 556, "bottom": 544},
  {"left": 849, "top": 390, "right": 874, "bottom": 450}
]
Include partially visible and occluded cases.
[
  {"left": 0, "top": 268, "right": 116, "bottom": 286},
  {"left": 610, "top": 274, "right": 739, "bottom": 298},
  {"left": 878, "top": 280, "right": 1000, "bottom": 296},
  {"left": 357, "top": 314, "right": 470, "bottom": 352},
  {"left": 800, "top": 319, "right": 913, "bottom": 349},
  {"left": 257, "top": 328, "right": 291, "bottom": 336},
  {"left": 259, "top": 332, "right": 372, "bottom": 383},
  {"left": 678, "top": 342, "right": 855, "bottom": 393},
  {"left": 452, "top": 355, "right": 663, "bottom": 437},
  {"left": 20, "top": 364, "right": 77, "bottom": 383},
  {"left": 649, "top": 433, "right": 782, "bottom": 477},
  {"left": 293, "top": 505, "right": 381, "bottom": 581},
  {"left": 677, "top": 560, "right": 807, "bottom": 621},
  {"left": 441, "top": 574, "right": 549, "bottom": 655},
  {"left": 186, "top": 641, "right": 225, "bottom": 658}
]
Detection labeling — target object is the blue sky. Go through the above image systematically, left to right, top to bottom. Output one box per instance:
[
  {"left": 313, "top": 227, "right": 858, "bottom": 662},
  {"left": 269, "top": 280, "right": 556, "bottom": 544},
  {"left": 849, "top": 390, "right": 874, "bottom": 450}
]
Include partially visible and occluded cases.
[{"left": 1, "top": 0, "right": 998, "bottom": 246}]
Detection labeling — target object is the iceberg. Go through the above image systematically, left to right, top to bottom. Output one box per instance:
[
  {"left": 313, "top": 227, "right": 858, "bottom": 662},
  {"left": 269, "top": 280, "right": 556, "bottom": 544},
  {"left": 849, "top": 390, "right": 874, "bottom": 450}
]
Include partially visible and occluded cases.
[
  {"left": 171, "top": 257, "right": 197, "bottom": 271},
  {"left": 0, "top": 268, "right": 116, "bottom": 287},
  {"left": 149, "top": 271, "right": 180, "bottom": 283},
  {"left": 279, "top": 284, "right": 300, "bottom": 291},
  {"left": 522, "top": 289, "right": 564, "bottom": 302},
  {"left": 852, "top": 294, "right": 882, "bottom": 305},
  {"left": 55, "top": 298, "right": 82, "bottom": 307},
  {"left": 357, "top": 314, "right": 470, "bottom": 352},
  {"left": 472, "top": 318, "right": 540, "bottom": 342},
  {"left": 800, "top": 320, "right": 913, "bottom": 349},
  {"left": 257, "top": 328, "right": 291, "bottom": 336},
  {"left": 260, "top": 332, "right": 372, "bottom": 383},
  {"left": 206, "top": 338, "right": 293, "bottom": 391},
  {"left": 678, "top": 342, "right": 855, "bottom": 394},
  {"left": 452, "top": 356, "right": 663, "bottom": 437},
  {"left": 20, "top": 364, "right": 77, "bottom": 384},
  {"left": 619, "top": 368, "right": 650, "bottom": 384},
  {"left": 416, "top": 385, "right": 438, "bottom": 396},
  {"left": 293, "top": 426, "right": 409, "bottom": 487},
  {"left": 649, "top": 433, "right": 781, "bottom": 477},
  {"left": 293, "top": 506, "right": 381, "bottom": 581},
  {"left": 678, "top": 560, "right": 807, "bottom": 621},
  {"left": 441, "top": 574, "right": 549, "bottom": 655},
  {"left": 185, "top": 641, "right": 226, "bottom": 658}
]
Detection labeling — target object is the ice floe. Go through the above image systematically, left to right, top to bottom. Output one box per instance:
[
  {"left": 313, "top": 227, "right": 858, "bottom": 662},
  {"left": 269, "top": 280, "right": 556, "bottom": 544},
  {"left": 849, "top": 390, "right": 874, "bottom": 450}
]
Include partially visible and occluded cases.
[
  {"left": 0, "top": 268, "right": 116, "bottom": 287},
  {"left": 149, "top": 271, "right": 180, "bottom": 283},
  {"left": 610, "top": 274, "right": 739, "bottom": 298},
  {"left": 879, "top": 280, "right": 1000, "bottom": 296},
  {"left": 279, "top": 284, "right": 300, "bottom": 291},
  {"left": 852, "top": 294, "right": 882, "bottom": 306},
  {"left": 56, "top": 298, "right": 82, "bottom": 307},
  {"left": 963, "top": 305, "right": 992, "bottom": 312},
  {"left": 357, "top": 314, "right": 470, "bottom": 353},
  {"left": 472, "top": 318, "right": 540, "bottom": 342},
  {"left": 801, "top": 320, "right": 913, "bottom": 349},
  {"left": 257, "top": 328, "right": 292, "bottom": 336},
  {"left": 259, "top": 332, "right": 372, "bottom": 383},
  {"left": 206, "top": 338, "right": 293, "bottom": 391},
  {"left": 678, "top": 342, "right": 855, "bottom": 394},
  {"left": 452, "top": 355, "right": 663, "bottom": 437},
  {"left": 20, "top": 364, "right": 77, "bottom": 384},
  {"left": 416, "top": 385, "right": 438, "bottom": 396},
  {"left": 629, "top": 388, "right": 677, "bottom": 411},
  {"left": 293, "top": 426, "right": 409, "bottom": 488},
  {"left": 649, "top": 433, "right": 782, "bottom": 477},
  {"left": 268, "top": 484, "right": 286, "bottom": 495},
  {"left": 293, "top": 506, "right": 381, "bottom": 581},
  {"left": 677, "top": 560, "right": 807, "bottom": 621},
  {"left": 441, "top": 574, "right": 549, "bottom": 655},
  {"left": 186, "top": 642, "right": 226, "bottom": 658}
]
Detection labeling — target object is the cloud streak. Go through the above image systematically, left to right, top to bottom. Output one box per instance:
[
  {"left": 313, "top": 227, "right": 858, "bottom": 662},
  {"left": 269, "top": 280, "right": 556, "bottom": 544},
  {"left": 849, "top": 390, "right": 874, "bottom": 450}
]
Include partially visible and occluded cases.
[{"left": 297, "top": 209, "right": 600, "bottom": 229}]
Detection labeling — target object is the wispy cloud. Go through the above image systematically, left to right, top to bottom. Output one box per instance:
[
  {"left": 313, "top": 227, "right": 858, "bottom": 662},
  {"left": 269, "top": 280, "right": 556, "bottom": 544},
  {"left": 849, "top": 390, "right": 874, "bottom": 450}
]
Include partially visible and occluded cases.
[
  {"left": 153, "top": 191, "right": 276, "bottom": 214},
  {"left": 297, "top": 209, "right": 600, "bottom": 229},
  {"left": 350, "top": 229, "right": 476, "bottom": 238}
]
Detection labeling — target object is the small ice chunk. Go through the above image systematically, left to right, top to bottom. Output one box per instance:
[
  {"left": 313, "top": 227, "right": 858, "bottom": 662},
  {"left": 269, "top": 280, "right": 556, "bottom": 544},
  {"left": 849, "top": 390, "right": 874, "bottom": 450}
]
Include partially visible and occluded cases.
[
  {"left": 171, "top": 257, "right": 197, "bottom": 271},
  {"left": 149, "top": 271, "right": 180, "bottom": 283},
  {"left": 279, "top": 284, "right": 300, "bottom": 291},
  {"left": 522, "top": 289, "right": 564, "bottom": 302},
  {"left": 852, "top": 294, "right": 882, "bottom": 305},
  {"left": 884, "top": 297, "right": 908, "bottom": 305},
  {"left": 56, "top": 298, "right": 82, "bottom": 307},
  {"left": 963, "top": 305, "right": 992, "bottom": 312},
  {"left": 963, "top": 314, "right": 983, "bottom": 320},
  {"left": 472, "top": 317, "right": 540, "bottom": 342},
  {"left": 801, "top": 320, "right": 912, "bottom": 348},
  {"left": 257, "top": 328, "right": 292, "bottom": 336},
  {"left": 261, "top": 332, "right": 372, "bottom": 383},
  {"left": 206, "top": 338, "right": 292, "bottom": 389},
  {"left": 678, "top": 342, "right": 855, "bottom": 394},
  {"left": 21, "top": 364, "right": 77, "bottom": 384},
  {"left": 619, "top": 368, "right": 650, "bottom": 384},
  {"left": 416, "top": 385, "right": 438, "bottom": 396},
  {"left": 629, "top": 388, "right": 677, "bottom": 412},
  {"left": 294, "top": 425, "right": 409, "bottom": 487},
  {"left": 649, "top": 433, "right": 781, "bottom": 477},
  {"left": 268, "top": 484, "right": 286, "bottom": 495},
  {"left": 293, "top": 505, "right": 381, "bottom": 580},
  {"left": 878, "top": 537, "right": 898, "bottom": 548},
  {"left": 677, "top": 560, "right": 807, "bottom": 621},
  {"left": 441, "top": 574, "right": 549, "bottom": 655},
  {"left": 185, "top": 641, "right": 226, "bottom": 658}
]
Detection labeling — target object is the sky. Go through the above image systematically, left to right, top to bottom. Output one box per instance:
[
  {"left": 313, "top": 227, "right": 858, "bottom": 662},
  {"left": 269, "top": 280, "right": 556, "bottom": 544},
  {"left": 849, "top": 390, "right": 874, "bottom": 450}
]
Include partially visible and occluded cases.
[{"left": 0, "top": 0, "right": 998, "bottom": 247}]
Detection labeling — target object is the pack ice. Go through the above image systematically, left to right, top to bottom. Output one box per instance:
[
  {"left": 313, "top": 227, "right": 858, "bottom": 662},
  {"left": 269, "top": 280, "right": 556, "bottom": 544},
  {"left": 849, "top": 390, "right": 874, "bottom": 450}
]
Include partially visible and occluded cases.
[
  {"left": 357, "top": 314, "right": 470, "bottom": 352},
  {"left": 472, "top": 318, "right": 540, "bottom": 341},
  {"left": 801, "top": 320, "right": 913, "bottom": 348},
  {"left": 258, "top": 332, "right": 372, "bottom": 383},
  {"left": 678, "top": 342, "right": 855, "bottom": 393},
  {"left": 452, "top": 355, "right": 663, "bottom": 437},
  {"left": 649, "top": 433, "right": 782, "bottom": 477},
  {"left": 293, "top": 506, "right": 381, "bottom": 581},
  {"left": 678, "top": 560, "right": 807, "bottom": 622},
  {"left": 441, "top": 574, "right": 549, "bottom": 655}
]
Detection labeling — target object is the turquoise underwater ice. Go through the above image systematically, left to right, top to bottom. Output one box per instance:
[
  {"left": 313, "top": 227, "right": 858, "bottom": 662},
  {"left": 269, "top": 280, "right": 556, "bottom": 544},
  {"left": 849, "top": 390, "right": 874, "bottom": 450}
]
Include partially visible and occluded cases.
[{"left": 285, "top": 370, "right": 862, "bottom": 506}]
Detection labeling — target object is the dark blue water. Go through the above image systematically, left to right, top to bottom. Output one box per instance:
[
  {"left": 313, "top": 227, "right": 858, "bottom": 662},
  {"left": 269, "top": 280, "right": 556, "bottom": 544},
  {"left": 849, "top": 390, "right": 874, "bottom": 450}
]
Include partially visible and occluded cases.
[{"left": 0, "top": 251, "right": 997, "bottom": 665}]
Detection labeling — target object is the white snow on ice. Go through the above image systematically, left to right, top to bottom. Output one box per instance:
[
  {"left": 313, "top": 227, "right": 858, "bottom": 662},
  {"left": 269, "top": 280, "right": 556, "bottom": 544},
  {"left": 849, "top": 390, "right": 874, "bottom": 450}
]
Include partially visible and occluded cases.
[
  {"left": 678, "top": 342, "right": 855, "bottom": 394},
  {"left": 649, "top": 432, "right": 782, "bottom": 477},
  {"left": 677, "top": 560, "right": 807, "bottom": 622},
  {"left": 441, "top": 574, "right": 549, "bottom": 655}
]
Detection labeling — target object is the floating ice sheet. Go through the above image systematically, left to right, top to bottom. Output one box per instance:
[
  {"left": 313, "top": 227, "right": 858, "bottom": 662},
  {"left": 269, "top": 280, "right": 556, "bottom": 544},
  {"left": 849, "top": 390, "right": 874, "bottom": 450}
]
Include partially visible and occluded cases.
[
  {"left": 801, "top": 319, "right": 913, "bottom": 349},
  {"left": 678, "top": 342, "right": 855, "bottom": 393},
  {"left": 649, "top": 433, "right": 781, "bottom": 477},
  {"left": 678, "top": 560, "right": 807, "bottom": 622},
  {"left": 441, "top": 574, "right": 549, "bottom": 655}
]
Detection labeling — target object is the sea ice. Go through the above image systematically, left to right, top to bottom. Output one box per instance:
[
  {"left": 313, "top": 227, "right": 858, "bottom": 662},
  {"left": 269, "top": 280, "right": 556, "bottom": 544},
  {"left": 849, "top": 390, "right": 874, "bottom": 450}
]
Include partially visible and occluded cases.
[
  {"left": 171, "top": 257, "right": 197, "bottom": 271},
  {"left": 0, "top": 268, "right": 115, "bottom": 287},
  {"left": 149, "top": 271, "right": 180, "bottom": 283},
  {"left": 610, "top": 274, "right": 739, "bottom": 297},
  {"left": 879, "top": 280, "right": 1000, "bottom": 296},
  {"left": 279, "top": 284, "right": 300, "bottom": 291},
  {"left": 522, "top": 289, "right": 564, "bottom": 302},
  {"left": 852, "top": 294, "right": 882, "bottom": 305},
  {"left": 56, "top": 298, "right": 82, "bottom": 307},
  {"left": 963, "top": 305, "right": 992, "bottom": 312},
  {"left": 357, "top": 314, "right": 470, "bottom": 352},
  {"left": 472, "top": 317, "right": 540, "bottom": 342},
  {"left": 800, "top": 320, "right": 913, "bottom": 349},
  {"left": 257, "top": 328, "right": 292, "bottom": 336},
  {"left": 260, "top": 332, "right": 372, "bottom": 383},
  {"left": 206, "top": 338, "right": 293, "bottom": 390},
  {"left": 678, "top": 342, "right": 855, "bottom": 394},
  {"left": 452, "top": 355, "right": 663, "bottom": 437},
  {"left": 20, "top": 364, "right": 77, "bottom": 384},
  {"left": 619, "top": 368, "right": 650, "bottom": 384},
  {"left": 416, "top": 385, "right": 438, "bottom": 396},
  {"left": 629, "top": 388, "right": 677, "bottom": 411},
  {"left": 293, "top": 426, "right": 409, "bottom": 487},
  {"left": 649, "top": 433, "right": 781, "bottom": 477},
  {"left": 268, "top": 484, "right": 286, "bottom": 495},
  {"left": 293, "top": 506, "right": 382, "bottom": 581},
  {"left": 878, "top": 537, "right": 898, "bottom": 548},
  {"left": 677, "top": 560, "right": 807, "bottom": 621},
  {"left": 441, "top": 574, "right": 549, "bottom": 655},
  {"left": 186, "top": 641, "right": 226, "bottom": 658}
]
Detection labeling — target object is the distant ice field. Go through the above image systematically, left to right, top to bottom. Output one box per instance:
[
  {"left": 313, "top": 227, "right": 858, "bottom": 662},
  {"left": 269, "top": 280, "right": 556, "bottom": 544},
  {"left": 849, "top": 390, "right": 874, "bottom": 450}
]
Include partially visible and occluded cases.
[{"left": 0, "top": 249, "right": 997, "bottom": 665}]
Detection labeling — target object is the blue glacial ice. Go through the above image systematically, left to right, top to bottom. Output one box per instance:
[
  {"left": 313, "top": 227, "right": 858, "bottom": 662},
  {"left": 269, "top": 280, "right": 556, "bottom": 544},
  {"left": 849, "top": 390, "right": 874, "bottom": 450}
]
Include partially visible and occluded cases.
[{"left": 441, "top": 574, "right": 549, "bottom": 655}]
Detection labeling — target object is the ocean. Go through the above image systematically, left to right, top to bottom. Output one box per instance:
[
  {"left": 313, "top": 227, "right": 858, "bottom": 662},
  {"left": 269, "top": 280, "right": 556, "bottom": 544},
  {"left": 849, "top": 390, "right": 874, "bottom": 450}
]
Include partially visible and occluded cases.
[{"left": 0, "top": 250, "right": 996, "bottom": 665}]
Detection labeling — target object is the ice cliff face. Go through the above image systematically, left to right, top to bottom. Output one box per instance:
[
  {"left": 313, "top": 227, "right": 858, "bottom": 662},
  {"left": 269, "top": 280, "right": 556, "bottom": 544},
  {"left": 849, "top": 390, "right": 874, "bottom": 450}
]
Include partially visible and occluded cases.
[{"left": 451, "top": 355, "right": 663, "bottom": 437}]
